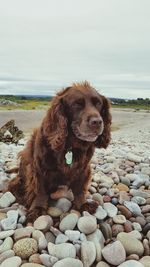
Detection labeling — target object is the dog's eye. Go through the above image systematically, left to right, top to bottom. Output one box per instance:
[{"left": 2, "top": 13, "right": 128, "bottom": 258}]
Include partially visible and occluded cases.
[
  {"left": 92, "top": 97, "right": 102, "bottom": 109},
  {"left": 72, "top": 99, "right": 85, "bottom": 108}
]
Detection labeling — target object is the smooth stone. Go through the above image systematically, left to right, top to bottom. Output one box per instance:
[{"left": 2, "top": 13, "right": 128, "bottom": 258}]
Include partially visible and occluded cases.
[
  {"left": 127, "top": 153, "right": 142, "bottom": 163},
  {"left": 120, "top": 177, "right": 131, "bottom": 186},
  {"left": 115, "top": 183, "right": 129, "bottom": 192},
  {"left": 130, "top": 189, "right": 150, "bottom": 199},
  {"left": 0, "top": 192, "right": 16, "bottom": 208},
  {"left": 118, "top": 192, "right": 130, "bottom": 205},
  {"left": 92, "top": 193, "right": 104, "bottom": 205},
  {"left": 103, "top": 196, "right": 111, "bottom": 203},
  {"left": 131, "top": 196, "right": 146, "bottom": 205},
  {"left": 111, "top": 197, "right": 118, "bottom": 205},
  {"left": 54, "top": 198, "right": 72, "bottom": 213},
  {"left": 124, "top": 201, "right": 141, "bottom": 216},
  {"left": 103, "top": 203, "right": 118, "bottom": 217},
  {"left": 141, "top": 205, "right": 150, "bottom": 213},
  {"left": 94, "top": 206, "right": 107, "bottom": 220},
  {"left": 47, "top": 207, "right": 63, "bottom": 217},
  {"left": 7, "top": 209, "right": 19, "bottom": 221},
  {"left": 0, "top": 212, "right": 7, "bottom": 220},
  {"left": 59, "top": 213, "right": 78, "bottom": 232},
  {"left": 33, "top": 215, "right": 53, "bottom": 231},
  {"left": 77, "top": 215, "right": 97, "bottom": 234},
  {"left": 113, "top": 215, "right": 126, "bottom": 224},
  {"left": 135, "top": 216, "right": 146, "bottom": 227},
  {"left": 1, "top": 217, "right": 17, "bottom": 230},
  {"left": 124, "top": 221, "right": 133, "bottom": 233},
  {"left": 99, "top": 222, "right": 112, "bottom": 241},
  {"left": 132, "top": 222, "right": 142, "bottom": 232},
  {"left": 143, "top": 223, "right": 150, "bottom": 235},
  {"left": 112, "top": 224, "right": 124, "bottom": 237},
  {"left": 14, "top": 228, "right": 32, "bottom": 241},
  {"left": 87, "top": 229, "right": 105, "bottom": 261},
  {"left": 0, "top": 230, "right": 14, "bottom": 239},
  {"left": 65, "top": 230, "right": 80, "bottom": 242},
  {"left": 128, "top": 230, "right": 142, "bottom": 240},
  {"left": 117, "top": 232, "right": 144, "bottom": 256},
  {"left": 55, "top": 234, "right": 69, "bottom": 244},
  {"left": 0, "top": 237, "right": 13, "bottom": 253},
  {"left": 13, "top": 238, "right": 38, "bottom": 259},
  {"left": 102, "top": 240, "right": 126, "bottom": 265},
  {"left": 81, "top": 241, "right": 96, "bottom": 267},
  {"left": 48, "top": 242, "right": 76, "bottom": 259},
  {"left": 0, "top": 250, "right": 15, "bottom": 264},
  {"left": 29, "top": 254, "right": 41, "bottom": 264},
  {"left": 40, "top": 254, "right": 58, "bottom": 266},
  {"left": 126, "top": 254, "right": 139, "bottom": 261},
  {"left": 0, "top": 256, "right": 22, "bottom": 267},
  {"left": 140, "top": 256, "right": 150, "bottom": 267},
  {"left": 53, "top": 258, "right": 83, "bottom": 267},
  {"left": 118, "top": 260, "right": 144, "bottom": 267},
  {"left": 96, "top": 262, "right": 110, "bottom": 267},
  {"left": 21, "top": 264, "right": 45, "bottom": 267}
]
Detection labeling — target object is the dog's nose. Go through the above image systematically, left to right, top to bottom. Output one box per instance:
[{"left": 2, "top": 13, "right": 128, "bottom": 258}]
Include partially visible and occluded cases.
[{"left": 88, "top": 117, "right": 102, "bottom": 128}]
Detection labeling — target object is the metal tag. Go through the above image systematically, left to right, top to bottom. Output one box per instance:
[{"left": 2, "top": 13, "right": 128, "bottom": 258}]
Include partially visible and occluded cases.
[{"left": 65, "top": 151, "right": 73, "bottom": 165}]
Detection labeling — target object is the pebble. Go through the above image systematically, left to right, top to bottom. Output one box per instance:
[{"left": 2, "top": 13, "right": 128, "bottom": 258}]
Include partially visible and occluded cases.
[
  {"left": 127, "top": 153, "right": 142, "bottom": 163},
  {"left": 0, "top": 192, "right": 16, "bottom": 208},
  {"left": 131, "top": 196, "right": 146, "bottom": 205},
  {"left": 54, "top": 198, "right": 72, "bottom": 213},
  {"left": 124, "top": 201, "right": 141, "bottom": 216},
  {"left": 103, "top": 203, "right": 118, "bottom": 217},
  {"left": 117, "top": 205, "right": 132, "bottom": 219},
  {"left": 94, "top": 206, "right": 107, "bottom": 220},
  {"left": 47, "top": 207, "right": 63, "bottom": 217},
  {"left": 59, "top": 213, "right": 79, "bottom": 232},
  {"left": 33, "top": 215, "right": 53, "bottom": 231},
  {"left": 77, "top": 215, "right": 97, "bottom": 234},
  {"left": 113, "top": 215, "right": 126, "bottom": 224},
  {"left": 14, "top": 228, "right": 32, "bottom": 241},
  {"left": 0, "top": 230, "right": 14, "bottom": 239},
  {"left": 65, "top": 230, "right": 80, "bottom": 242},
  {"left": 117, "top": 232, "right": 144, "bottom": 256},
  {"left": 55, "top": 233, "right": 69, "bottom": 244},
  {"left": 0, "top": 237, "right": 13, "bottom": 253},
  {"left": 13, "top": 238, "right": 38, "bottom": 259},
  {"left": 102, "top": 240, "right": 126, "bottom": 265},
  {"left": 81, "top": 241, "right": 96, "bottom": 267},
  {"left": 48, "top": 242, "right": 76, "bottom": 259},
  {"left": 0, "top": 250, "right": 15, "bottom": 264},
  {"left": 29, "top": 254, "right": 41, "bottom": 264},
  {"left": 40, "top": 254, "right": 58, "bottom": 266},
  {"left": 0, "top": 256, "right": 22, "bottom": 267},
  {"left": 140, "top": 256, "right": 150, "bottom": 267},
  {"left": 53, "top": 258, "right": 83, "bottom": 267},
  {"left": 118, "top": 260, "right": 144, "bottom": 267},
  {"left": 96, "top": 262, "right": 110, "bottom": 267},
  {"left": 21, "top": 264, "right": 45, "bottom": 267}
]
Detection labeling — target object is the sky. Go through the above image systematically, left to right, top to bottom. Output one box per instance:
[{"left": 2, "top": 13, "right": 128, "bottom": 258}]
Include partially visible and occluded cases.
[{"left": 0, "top": 0, "right": 150, "bottom": 99}]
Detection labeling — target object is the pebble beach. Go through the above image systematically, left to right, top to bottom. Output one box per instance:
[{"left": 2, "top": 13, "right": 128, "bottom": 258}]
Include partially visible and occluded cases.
[{"left": 0, "top": 108, "right": 150, "bottom": 267}]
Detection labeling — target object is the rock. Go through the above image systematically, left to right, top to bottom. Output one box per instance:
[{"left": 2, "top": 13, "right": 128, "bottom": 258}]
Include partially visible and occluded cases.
[
  {"left": 127, "top": 153, "right": 142, "bottom": 163},
  {"left": 115, "top": 183, "right": 129, "bottom": 192},
  {"left": 130, "top": 189, "right": 150, "bottom": 199},
  {"left": 0, "top": 192, "right": 16, "bottom": 208},
  {"left": 92, "top": 193, "right": 104, "bottom": 205},
  {"left": 131, "top": 196, "right": 146, "bottom": 205},
  {"left": 54, "top": 198, "right": 72, "bottom": 213},
  {"left": 124, "top": 201, "right": 141, "bottom": 216},
  {"left": 103, "top": 203, "right": 118, "bottom": 217},
  {"left": 94, "top": 206, "right": 107, "bottom": 220},
  {"left": 47, "top": 207, "right": 63, "bottom": 217},
  {"left": 59, "top": 213, "right": 79, "bottom": 232},
  {"left": 33, "top": 215, "right": 53, "bottom": 231},
  {"left": 77, "top": 215, "right": 97, "bottom": 234},
  {"left": 113, "top": 215, "right": 126, "bottom": 224},
  {"left": 1, "top": 217, "right": 17, "bottom": 230},
  {"left": 99, "top": 222, "right": 112, "bottom": 241},
  {"left": 112, "top": 224, "right": 124, "bottom": 237},
  {"left": 14, "top": 228, "right": 32, "bottom": 241},
  {"left": 0, "top": 230, "right": 14, "bottom": 239},
  {"left": 65, "top": 230, "right": 80, "bottom": 242},
  {"left": 117, "top": 232, "right": 144, "bottom": 256},
  {"left": 55, "top": 234, "right": 69, "bottom": 244},
  {"left": 0, "top": 237, "right": 13, "bottom": 253},
  {"left": 13, "top": 238, "right": 38, "bottom": 259},
  {"left": 102, "top": 240, "right": 126, "bottom": 265},
  {"left": 81, "top": 241, "right": 96, "bottom": 267},
  {"left": 48, "top": 242, "right": 76, "bottom": 259},
  {"left": 0, "top": 250, "right": 15, "bottom": 264},
  {"left": 29, "top": 254, "right": 41, "bottom": 264},
  {"left": 40, "top": 254, "right": 58, "bottom": 266},
  {"left": 0, "top": 256, "right": 22, "bottom": 267},
  {"left": 140, "top": 256, "right": 150, "bottom": 267},
  {"left": 53, "top": 258, "right": 83, "bottom": 267},
  {"left": 118, "top": 260, "right": 144, "bottom": 267},
  {"left": 96, "top": 262, "right": 110, "bottom": 267},
  {"left": 21, "top": 264, "right": 45, "bottom": 267}
]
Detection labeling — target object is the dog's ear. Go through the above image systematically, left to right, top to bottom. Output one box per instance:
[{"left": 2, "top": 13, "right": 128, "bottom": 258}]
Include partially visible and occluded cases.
[
  {"left": 95, "top": 95, "right": 112, "bottom": 148},
  {"left": 43, "top": 96, "right": 68, "bottom": 151}
]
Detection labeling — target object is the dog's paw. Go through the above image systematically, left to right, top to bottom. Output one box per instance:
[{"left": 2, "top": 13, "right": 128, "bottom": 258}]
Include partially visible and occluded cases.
[
  {"left": 80, "top": 199, "right": 99, "bottom": 214},
  {"left": 26, "top": 206, "right": 47, "bottom": 223}
]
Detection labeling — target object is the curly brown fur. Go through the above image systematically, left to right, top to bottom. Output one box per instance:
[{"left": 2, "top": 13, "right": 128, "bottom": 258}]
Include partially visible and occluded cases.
[{"left": 8, "top": 81, "right": 112, "bottom": 222}]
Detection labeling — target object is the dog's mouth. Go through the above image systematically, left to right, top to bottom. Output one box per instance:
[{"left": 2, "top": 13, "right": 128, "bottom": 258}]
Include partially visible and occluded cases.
[{"left": 72, "top": 125, "right": 103, "bottom": 142}]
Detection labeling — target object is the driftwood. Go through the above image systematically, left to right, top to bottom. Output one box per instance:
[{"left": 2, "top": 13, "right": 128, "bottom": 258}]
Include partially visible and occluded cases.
[{"left": 0, "top": 120, "right": 24, "bottom": 144}]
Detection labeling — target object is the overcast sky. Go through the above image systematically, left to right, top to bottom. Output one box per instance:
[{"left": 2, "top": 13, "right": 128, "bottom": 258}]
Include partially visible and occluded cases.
[{"left": 0, "top": 0, "right": 150, "bottom": 98}]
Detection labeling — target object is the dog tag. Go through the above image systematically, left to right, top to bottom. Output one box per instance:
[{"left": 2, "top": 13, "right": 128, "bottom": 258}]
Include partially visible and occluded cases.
[{"left": 65, "top": 151, "right": 73, "bottom": 165}]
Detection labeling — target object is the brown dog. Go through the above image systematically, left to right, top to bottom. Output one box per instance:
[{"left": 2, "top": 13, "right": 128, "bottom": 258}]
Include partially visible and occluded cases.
[{"left": 8, "top": 81, "right": 111, "bottom": 222}]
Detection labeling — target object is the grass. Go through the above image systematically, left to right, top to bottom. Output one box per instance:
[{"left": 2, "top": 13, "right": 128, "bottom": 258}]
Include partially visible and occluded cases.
[
  {"left": 0, "top": 99, "right": 49, "bottom": 110},
  {"left": 112, "top": 104, "right": 150, "bottom": 110}
]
